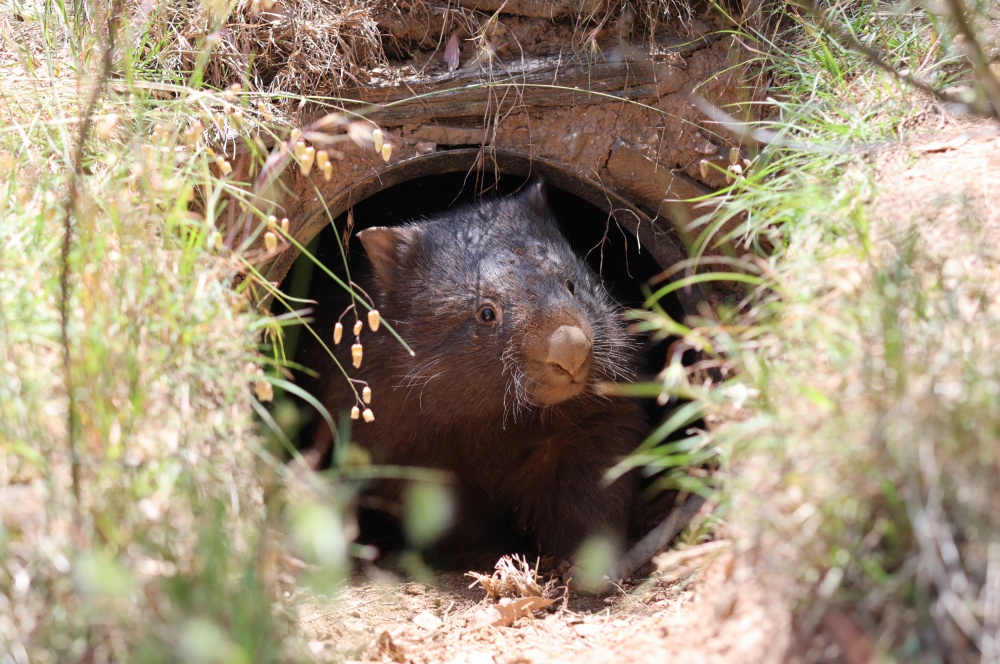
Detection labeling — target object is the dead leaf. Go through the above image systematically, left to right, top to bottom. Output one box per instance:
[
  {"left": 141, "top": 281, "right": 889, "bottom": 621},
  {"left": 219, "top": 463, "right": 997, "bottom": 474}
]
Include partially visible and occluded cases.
[
  {"left": 444, "top": 33, "right": 461, "bottom": 72},
  {"left": 914, "top": 132, "right": 970, "bottom": 153},
  {"left": 472, "top": 596, "right": 555, "bottom": 628},
  {"left": 471, "top": 605, "right": 505, "bottom": 629},
  {"left": 823, "top": 609, "right": 875, "bottom": 664},
  {"left": 413, "top": 611, "right": 443, "bottom": 631},
  {"left": 372, "top": 630, "right": 406, "bottom": 663}
]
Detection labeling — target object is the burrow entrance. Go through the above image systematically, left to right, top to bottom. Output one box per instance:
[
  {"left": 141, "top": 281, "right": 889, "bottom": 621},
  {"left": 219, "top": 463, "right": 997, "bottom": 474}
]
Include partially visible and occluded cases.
[
  {"left": 274, "top": 163, "right": 706, "bottom": 559},
  {"left": 278, "top": 164, "right": 699, "bottom": 426},
  {"left": 282, "top": 171, "right": 691, "bottom": 371}
]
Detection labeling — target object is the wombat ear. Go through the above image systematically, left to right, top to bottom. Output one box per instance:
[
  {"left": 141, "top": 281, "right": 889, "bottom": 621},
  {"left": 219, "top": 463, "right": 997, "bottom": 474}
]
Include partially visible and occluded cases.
[
  {"left": 524, "top": 177, "right": 549, "bottom": 215},
  {"left": 357, "top": 225, "right": 420, "bottom": 289}
]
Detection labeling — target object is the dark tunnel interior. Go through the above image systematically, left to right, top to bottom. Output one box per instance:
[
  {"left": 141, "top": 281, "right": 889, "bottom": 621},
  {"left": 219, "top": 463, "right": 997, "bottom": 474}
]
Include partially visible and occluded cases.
[{"left": 279, "top": 171, "right": 690, "bottom": 391}]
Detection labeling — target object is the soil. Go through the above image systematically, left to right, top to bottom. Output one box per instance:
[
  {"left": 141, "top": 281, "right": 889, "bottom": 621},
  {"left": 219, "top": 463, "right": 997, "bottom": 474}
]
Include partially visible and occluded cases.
[
  {"left": 871, "top": 114, "right": 1000, "bottom": 253},
  {"left": 298, "top": 545, "right": 792, "bottom": 664}
]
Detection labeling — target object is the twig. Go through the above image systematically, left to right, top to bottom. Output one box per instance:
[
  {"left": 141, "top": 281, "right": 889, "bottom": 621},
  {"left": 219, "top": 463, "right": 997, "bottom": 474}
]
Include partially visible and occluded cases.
[
  {"left": 59, "top": 0, "right": 117, "bottom": 508},
  {"left": 940, "top": 0, "right": 1000, "bottom": 115},
  {"left": 615, "top": 493, "right": 707, "bottom": 581}
]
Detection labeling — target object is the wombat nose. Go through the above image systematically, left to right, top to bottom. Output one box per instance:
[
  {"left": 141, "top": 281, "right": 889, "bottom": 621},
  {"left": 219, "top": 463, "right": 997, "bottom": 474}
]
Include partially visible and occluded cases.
[{"left": 547, "top": 325, "right": 593, "bottom": 378}]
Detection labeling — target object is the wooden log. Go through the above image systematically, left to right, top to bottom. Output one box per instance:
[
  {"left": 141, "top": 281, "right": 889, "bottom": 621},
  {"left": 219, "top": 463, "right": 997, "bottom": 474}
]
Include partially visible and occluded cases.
[{"left": 336, "top": 49, "right": 689, "bottom": 125}]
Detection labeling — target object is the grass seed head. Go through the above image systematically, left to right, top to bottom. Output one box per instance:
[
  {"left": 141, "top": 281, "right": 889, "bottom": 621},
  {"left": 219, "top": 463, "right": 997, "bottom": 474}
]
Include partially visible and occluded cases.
[
  {"left": 256, "top": 101, "right": 273, "bottom": 122},
  {"left": 184, "top": 120, "right": 204, "bottom": 145},
  {"left": 348, "top": 121, "right": 372, "bottom": 147},
  {"left": 372, "top": 127, "right": 384, "bottom": 152},
  {"left": 380, "top": 143, "right": 392, "bottom": 163},
  {"left": 300, "top": 146, "right": 315, "bottom": 175},
  {"left": 316, "top": 150, "right": 330, "bottom": 169},
  {"left": 214, "top": 157, "right": 232, "bottom": 175},
  {"left": 322, "top": 162, "right": 333, "bottom": 180},
  {"left": 280, "top": 217, "right": 289, "bottom": 234},
  {"left": 264, "top": 231, "right": 278, "bottom": 252},
  {"left": 353, "top": 319, "right": 363, "bottom": 336},
  {"left": 334, "top": 322, "right": 343, "bottom": 345},
  {"left": 351, "top": 343, "right": 363, "bottom": 368},
  {"left": 255, "top": 379, "right": 274, "bottom": 402},
  {"left": 362, "top": 386, "right": 372, "bottom": 404},
  {"left": 351, "top": 405, "right": 360, "bottom": 420},
  {"left": 362, "top": 408, "right": 374, "bottom": 423}
]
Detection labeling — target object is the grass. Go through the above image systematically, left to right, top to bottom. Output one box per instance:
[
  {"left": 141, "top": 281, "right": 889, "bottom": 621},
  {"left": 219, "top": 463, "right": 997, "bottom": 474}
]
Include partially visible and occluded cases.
[
  {"left": 4, "top": 0, "right": 1000, "bottom": 660},
  {"left": 638, "top": 0, "right": 1000, "bottom": 657},
  {"left": 0, "top": 5, "right": 355, "bottom": 661}
]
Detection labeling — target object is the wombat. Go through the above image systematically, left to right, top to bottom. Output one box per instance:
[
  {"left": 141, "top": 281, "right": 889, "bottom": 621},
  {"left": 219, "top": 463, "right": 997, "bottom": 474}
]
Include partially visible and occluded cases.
[{"left": 305, "top": 180, "right": 647, "bottom": 565}]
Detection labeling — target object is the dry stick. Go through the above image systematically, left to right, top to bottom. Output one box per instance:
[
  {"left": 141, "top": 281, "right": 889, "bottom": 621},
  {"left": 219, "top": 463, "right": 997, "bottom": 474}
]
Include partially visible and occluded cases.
[
  {"left": 789, "top": 0, "right": 999, "bottom": 120},
  {"left": 940, "top": 0, "right": 1000, "bottom": 115},
  {"left": 59, "top": 5, "right": 116, "bottom": 508},
  {"left": 615, "top": 493, "right": 708, "bottom": 581}
]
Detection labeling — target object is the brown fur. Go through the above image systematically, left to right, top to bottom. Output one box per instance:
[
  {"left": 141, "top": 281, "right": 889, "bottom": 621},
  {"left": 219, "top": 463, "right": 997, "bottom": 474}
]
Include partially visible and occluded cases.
[{"left": 302, "top": 181, "right": 646, "bottom": 562}]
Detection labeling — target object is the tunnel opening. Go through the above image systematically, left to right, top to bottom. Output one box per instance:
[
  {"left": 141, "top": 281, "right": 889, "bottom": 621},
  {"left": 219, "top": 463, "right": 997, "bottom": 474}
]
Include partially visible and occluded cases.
[{"left": 274, "top": 168, "right": 701, "bottom": 560}]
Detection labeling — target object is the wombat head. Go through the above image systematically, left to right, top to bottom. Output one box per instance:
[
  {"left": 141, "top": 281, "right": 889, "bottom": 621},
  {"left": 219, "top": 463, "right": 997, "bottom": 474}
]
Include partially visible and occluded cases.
[{"left": 356, "top": 181, "right": 634, "bottom": 423}]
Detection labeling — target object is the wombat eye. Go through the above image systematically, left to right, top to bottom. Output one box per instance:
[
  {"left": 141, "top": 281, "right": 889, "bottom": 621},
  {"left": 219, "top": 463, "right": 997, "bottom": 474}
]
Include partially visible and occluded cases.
[
  {"left": 564, "top": 279, "right": 576, "bottom": 296},
  {"left": 476, "top": 304, "right": 498, "bottom": 325}
]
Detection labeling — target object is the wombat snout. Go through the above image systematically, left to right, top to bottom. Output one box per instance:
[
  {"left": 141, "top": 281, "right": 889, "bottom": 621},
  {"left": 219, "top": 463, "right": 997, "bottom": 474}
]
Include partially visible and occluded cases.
[{"left": 530, "top": 323, "right": 593, "bottom": 405}]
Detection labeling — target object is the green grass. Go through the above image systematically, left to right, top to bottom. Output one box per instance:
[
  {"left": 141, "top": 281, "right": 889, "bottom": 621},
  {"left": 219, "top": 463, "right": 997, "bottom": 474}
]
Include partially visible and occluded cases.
[
  {"left": 637, "top": 0, "right": 1000, "bottom": 657},
  {"left": 0, "top": 6, "right": 352, "bottom": 661}
]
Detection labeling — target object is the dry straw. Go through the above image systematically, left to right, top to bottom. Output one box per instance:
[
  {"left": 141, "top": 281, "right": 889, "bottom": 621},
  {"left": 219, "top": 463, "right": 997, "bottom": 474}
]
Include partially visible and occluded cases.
[{"left": 142, "top": 0, "right": 388, "bottom": 103}]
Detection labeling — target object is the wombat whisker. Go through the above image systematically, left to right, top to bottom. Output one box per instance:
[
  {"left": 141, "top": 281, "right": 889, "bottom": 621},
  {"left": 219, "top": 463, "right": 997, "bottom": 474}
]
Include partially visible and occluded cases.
[
  {"left": 501, "top": 344, "right": 531, "bottom": 427},
  {"left": 397, "top": 355, "right": 445, "bottom": 388},
  {"left": 396, "top": 356, "right": 450, "bottom": 411},
  {"left": 416, "top": 371, "right": 446, "bottom": 411}
]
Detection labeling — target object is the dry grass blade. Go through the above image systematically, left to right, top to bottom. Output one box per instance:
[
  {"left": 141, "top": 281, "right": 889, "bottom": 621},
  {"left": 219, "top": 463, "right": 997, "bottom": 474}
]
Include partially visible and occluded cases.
[
  {"left": 138, "top": 0, "right": 387, "bottom": 103},
  {"left": 466, "top": 554, "right": 555, "bottom": 602}
]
